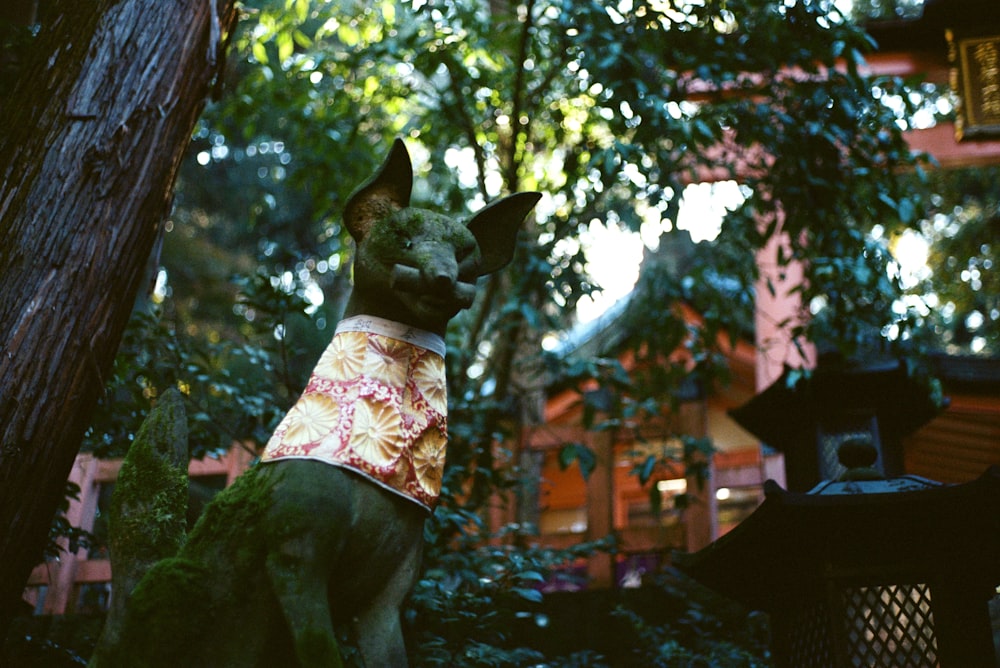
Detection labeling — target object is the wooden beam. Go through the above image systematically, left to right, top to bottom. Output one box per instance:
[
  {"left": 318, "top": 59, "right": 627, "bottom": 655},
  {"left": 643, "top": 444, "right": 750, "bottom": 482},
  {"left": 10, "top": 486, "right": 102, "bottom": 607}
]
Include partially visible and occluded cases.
[
  {"left": 864, "top": 50, "right": 950, "bottom": 82},
  {"left": 906, "top": 122, "right": 1000, "bottom": 166}
]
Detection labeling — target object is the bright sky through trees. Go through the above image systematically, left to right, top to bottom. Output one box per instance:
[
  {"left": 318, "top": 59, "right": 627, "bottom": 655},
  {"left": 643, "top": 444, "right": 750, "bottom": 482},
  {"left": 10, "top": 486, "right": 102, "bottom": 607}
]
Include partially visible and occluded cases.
[{"left": 578, "top": 180, "right": 746, "bottom": 322}]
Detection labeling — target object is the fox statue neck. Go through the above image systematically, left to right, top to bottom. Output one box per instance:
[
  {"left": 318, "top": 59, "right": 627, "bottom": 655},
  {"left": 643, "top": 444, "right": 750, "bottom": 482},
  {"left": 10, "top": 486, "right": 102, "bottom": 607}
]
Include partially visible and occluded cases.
[
  {"left": 343, "top": 296, "right": 450, "bottom": 338},
  {"left": 261, "top": 314, "right": 450, "bottom": 511},
  {"left": 334, "top": 315, "right": 446, "bottom": 359}
]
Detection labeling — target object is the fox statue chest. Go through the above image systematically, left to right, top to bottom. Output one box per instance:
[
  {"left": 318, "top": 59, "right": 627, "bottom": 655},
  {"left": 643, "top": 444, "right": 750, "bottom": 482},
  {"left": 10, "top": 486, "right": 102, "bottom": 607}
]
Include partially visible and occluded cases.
[{"left": 261, "top": 315, "right": 447, "bottom": 511}]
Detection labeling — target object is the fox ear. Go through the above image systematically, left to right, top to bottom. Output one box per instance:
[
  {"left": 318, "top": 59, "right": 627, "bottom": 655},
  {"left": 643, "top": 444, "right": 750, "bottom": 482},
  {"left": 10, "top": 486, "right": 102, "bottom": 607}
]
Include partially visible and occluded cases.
[
  {"left": 344, "top": 138, "right": 413, "bottom": 241},
  {"left": 467, "top": 192, "right": 541, "bottom": 276}
]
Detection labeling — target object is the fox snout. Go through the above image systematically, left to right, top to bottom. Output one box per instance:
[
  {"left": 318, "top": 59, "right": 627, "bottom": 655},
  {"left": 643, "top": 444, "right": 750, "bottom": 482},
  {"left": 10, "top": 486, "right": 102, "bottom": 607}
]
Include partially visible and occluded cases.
[
  {"left": 427, "top": 258, "right": 457, "bottom": 294},
  {"left": 391, "top": 263, "right": 477, "bottom": 308}
]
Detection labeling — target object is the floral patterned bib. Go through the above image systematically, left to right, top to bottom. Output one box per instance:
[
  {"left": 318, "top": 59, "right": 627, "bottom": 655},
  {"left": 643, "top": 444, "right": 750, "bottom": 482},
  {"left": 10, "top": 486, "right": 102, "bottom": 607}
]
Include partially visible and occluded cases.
[{"left": 260, "top": 316, "right": 447, "bottom": 511}]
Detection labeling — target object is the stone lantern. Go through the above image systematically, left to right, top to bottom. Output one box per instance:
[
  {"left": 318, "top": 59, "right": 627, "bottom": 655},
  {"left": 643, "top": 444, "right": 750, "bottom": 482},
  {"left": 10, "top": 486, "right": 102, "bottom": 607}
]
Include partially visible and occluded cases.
[
  {"left": 728, "top": 355, "right": 944, "bottom": 492},
  {"left": 676, "top": 442, "right": 1000, "bottom": 667}
]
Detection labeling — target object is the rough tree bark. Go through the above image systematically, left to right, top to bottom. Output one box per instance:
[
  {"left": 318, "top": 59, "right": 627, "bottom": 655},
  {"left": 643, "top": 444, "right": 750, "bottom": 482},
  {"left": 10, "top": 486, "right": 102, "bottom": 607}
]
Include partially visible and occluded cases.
[{"left": 0, "top": 0, "right": 238, "bottom": 635}]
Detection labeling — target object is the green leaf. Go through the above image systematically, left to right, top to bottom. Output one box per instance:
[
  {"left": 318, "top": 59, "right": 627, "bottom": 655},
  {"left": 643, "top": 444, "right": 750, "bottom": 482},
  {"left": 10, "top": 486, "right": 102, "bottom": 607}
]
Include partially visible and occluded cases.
[
  {"left": 292, "top": 29, "right": 312, "bottom": 50},
  {"left": 277, "top": 32, "right": 293, "bottom": 64},
  {"left": 251, "top": 41, "right": 268, "bottom": 65},
  {"left": 897, "top": 196, "right": 915, "bottom": 224},
  {"left": 558, "top": 443, "right": 597, "bottom": 481},
  {"left": 638, "top": 454, "right": 656, "bottom": 485},
  {"left": 512, "top": 587, "right": 544, "bottom": 603}
]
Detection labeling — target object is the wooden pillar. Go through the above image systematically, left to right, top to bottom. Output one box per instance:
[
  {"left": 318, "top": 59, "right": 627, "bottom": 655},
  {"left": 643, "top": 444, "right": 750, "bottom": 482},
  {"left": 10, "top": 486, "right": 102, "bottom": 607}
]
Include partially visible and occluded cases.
[
  {"left": 754, "top": 222, "right": 815, "bottom": 391},
  {"left": 678, "top": 401, "right": 715, "bottom": 550},
  {"left": 585, "top": 425, "right": 616, "bottom": 588},
  {"left": 486, "top": 437, "right": 520, "bottom": 543},
  {"left": 225, "top": 444, "right": 255, "bottom": 485},
  {"left": 762, "top": 449, "right": 788, "bottom": 489},
  {"left": 42, "top": 453, "right": 100, "bottom": 614}
]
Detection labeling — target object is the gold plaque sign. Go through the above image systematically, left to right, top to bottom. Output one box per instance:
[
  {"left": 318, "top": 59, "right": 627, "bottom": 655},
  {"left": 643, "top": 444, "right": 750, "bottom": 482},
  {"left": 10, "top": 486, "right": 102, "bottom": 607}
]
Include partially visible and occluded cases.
[{"left": 949, "top": 30, "right": 1000, "bottom": 140}]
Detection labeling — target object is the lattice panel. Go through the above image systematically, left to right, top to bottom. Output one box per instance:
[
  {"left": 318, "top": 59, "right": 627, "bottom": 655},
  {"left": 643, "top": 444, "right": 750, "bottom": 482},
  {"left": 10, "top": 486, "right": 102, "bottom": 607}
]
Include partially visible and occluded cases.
[
  {"left": 842, "top": 583, "right": 939, "bottom": 667},
  {"left": 782, "top": 598, "right": 836, "bottom": 668}
]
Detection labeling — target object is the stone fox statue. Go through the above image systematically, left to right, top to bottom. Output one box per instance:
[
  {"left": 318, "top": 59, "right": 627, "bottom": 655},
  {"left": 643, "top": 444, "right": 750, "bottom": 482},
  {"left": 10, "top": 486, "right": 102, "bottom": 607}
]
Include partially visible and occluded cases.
[{"left": 99, "top": 140, "right": 540, "bottom": 667}]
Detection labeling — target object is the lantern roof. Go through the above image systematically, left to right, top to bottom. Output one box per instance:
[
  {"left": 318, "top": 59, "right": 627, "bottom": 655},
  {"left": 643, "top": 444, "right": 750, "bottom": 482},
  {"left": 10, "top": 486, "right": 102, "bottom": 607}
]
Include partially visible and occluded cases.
[
  {"left": 728, "top": 355, "right": 946, "bottom": 490},
  {"left": 729, "top": 357, "right": 943, "bottom": 456},
  {"left": 674, "top": 466, "right": 1000, "bottom": 613}
]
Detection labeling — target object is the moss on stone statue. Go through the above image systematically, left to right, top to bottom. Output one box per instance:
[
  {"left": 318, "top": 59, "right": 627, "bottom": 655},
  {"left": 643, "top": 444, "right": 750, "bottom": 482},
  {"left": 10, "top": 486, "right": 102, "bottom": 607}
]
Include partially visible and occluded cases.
[
  {"left": 365, "top": 209, "right": 471, "bottom": 261},
  {"left": 90, "top": 388, "right": 190, "bottom": 667},
  {"left": 90, "top": 391, "right": 319, "bottom": 667},
  {"left": 108, "top": 428, "right": 188, "bottom": 565},
  {"left": 182, "top": 463, "right": 274, "bottom": 564},
  {"left": 103, "top": 464, "right": 287, "bottom": 667},
  {"left": 113, "top": 558, "right": 212, "bottom": 657}
]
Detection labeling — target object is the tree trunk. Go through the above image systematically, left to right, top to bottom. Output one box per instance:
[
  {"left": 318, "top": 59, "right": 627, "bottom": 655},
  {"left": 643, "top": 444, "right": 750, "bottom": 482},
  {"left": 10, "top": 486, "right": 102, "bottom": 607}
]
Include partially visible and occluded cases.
[{"left": 0, "top": 0, "right": 238, "bottom": 635}]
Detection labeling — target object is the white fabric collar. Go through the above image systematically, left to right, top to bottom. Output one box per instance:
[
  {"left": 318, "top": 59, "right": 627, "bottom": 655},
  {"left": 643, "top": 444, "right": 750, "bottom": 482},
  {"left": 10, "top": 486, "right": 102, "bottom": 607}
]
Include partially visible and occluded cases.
[{"left": 335, "top": 315, "right": 446, "bottom": 358}]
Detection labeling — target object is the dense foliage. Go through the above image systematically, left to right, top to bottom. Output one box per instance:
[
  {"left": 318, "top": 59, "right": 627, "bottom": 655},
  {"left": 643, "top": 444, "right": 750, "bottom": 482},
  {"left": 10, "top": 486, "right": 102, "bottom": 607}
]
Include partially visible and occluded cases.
[
  {"left": 26, "top": 0, "right": 994, "bottom": 664},
  {"left": 908, "top": 165, "right": 1000, "bottom": 355}
]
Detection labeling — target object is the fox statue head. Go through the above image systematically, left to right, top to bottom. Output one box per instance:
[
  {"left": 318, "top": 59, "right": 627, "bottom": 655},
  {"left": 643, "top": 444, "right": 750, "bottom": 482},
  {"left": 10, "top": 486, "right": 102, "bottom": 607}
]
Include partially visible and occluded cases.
[{"left": 343, "top": 139, "right": 541, "bottom": 335}]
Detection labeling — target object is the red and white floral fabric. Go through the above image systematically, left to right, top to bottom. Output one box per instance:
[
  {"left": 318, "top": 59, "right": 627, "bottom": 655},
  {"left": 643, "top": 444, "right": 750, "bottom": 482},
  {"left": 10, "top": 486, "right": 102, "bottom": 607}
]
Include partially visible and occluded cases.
[{"left": 261, "top": 316, "right": 447, "bottom": 511}]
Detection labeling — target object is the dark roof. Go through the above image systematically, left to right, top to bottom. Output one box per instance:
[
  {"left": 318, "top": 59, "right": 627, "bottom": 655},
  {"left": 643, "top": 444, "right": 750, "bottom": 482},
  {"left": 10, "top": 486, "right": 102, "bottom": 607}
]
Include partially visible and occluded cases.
[
  {"left": 865, "top": 0, "right": 1000, "bottom": 52},
  {"left": 931, "top": 352, "right": 1000, "bottom": 392},
  {"left": 728, "top": 358, "right": 944, "bottom": 455},
  {"left": 675, "top": 466, "right": 1000, "bottom": 611}
]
